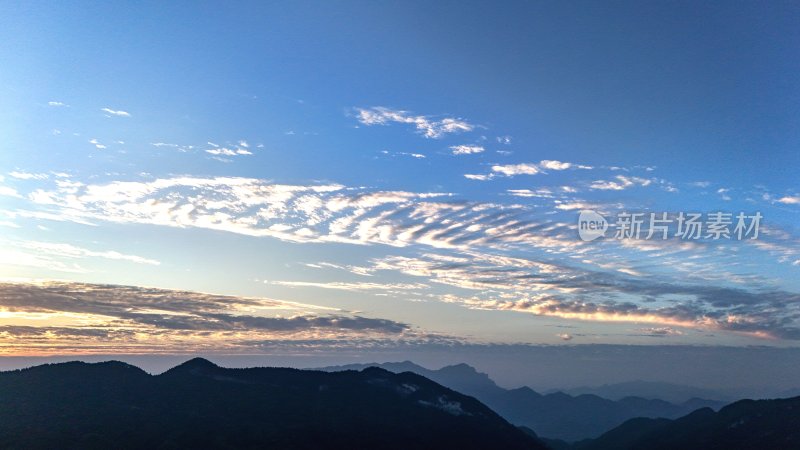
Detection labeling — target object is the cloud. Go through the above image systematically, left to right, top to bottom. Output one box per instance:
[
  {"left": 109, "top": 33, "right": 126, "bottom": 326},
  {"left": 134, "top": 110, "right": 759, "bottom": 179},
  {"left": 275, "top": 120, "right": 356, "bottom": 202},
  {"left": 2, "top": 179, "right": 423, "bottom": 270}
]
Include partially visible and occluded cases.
[
  {"left": 47, "top": 101, "right": 68, "bottom": 107},
  {"left": 100, "top": 107, "right": 131, "bottom": 117},
  {"left": 355, "top": 107, "right": 474, "bottom": 139},
  {"left": 89, "top": 139, "right": 106, "bottom": 149},
  {"left": 205, "top": 141, "right": 253, "bottom": 158},
  {"left": 150, "top": 142, "right": 195, "bottom": 153},
  {"left": 451, "top": 145, "right": 485, "bottom": 155},
  {"left": 206, "top": 148, "right": 252, "bottom": 156},
  {"left": 380, "top": 150, "right": 426, "bottom": 159},
  {"left": 466, "top": 160, "right": 590, "bottom": 180},
  {"left": 539, "top": 160, "right": 573, "bottom": 170},
  {"left": 491, "top": 163, "right": 541, "bottom": 176},
  {"left": 8, "top": 171, "right": 49, "bottom": 180},
  {"left": 14, "top": 173, "right": 746, "bottom": 260},
  {"left": 13, "top": 174, "right": 800, "bottom": 342},
  {"left": 589, "top": 175, "right": 652, "bottom": 190},
  {"left": 23, "top": 176, "right": 500, "bottom": 248},
  {"left": 0, "top": 186, "right": 22, "bottom": 198},
  {"left": 507, "top": 189, "right": 553, "bottom": 198},
  {"left": 777, "top": 196, "right": 800, "bottom": 205},
  {"left": 553, "top": 201, "right": 601, "bottom": 211},
  {"left": 0, "top": 239, "right": 159, "bottom": 273},
  {"left": 10, "top": 240, "right": 160, "bottom": 266},
  {"left": 366, "top": 246, "right": 800, "bottom": 341},
  {"left": 304, "top": 261, "right": 375, "bottom": 277},
  {"left": 266, "top": 280, "right": 428, "bottom": 292},
  {"left": 0, "top": 281, "right": 417, "bottom": 354},
  {"left": 636, "top": 327, "right": 684, "bottom": 337}
]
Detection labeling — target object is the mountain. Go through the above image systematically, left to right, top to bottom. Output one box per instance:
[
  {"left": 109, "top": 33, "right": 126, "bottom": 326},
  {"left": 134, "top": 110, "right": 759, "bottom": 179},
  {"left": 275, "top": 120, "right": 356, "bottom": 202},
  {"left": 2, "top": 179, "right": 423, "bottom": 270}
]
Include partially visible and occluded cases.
[
  {"left": 0, "top": 358, "right": 545, "bottom": 450},
  {"left": 320, "top": 362, "right": 724, "bottom": 442},
  {"left": 559, "top": 380, "right": 731, "bottom": 403},
  {"left": 572, "top": 396, "right": 800, "bottom": 449}
]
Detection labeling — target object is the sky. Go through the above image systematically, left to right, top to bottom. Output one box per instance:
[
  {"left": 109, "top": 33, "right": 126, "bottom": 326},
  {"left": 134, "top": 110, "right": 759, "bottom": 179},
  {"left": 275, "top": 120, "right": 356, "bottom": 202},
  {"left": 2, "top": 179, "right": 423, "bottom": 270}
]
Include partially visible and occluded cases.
[{"left": 1, "top": 1, "right": 799, "bottom": 388}]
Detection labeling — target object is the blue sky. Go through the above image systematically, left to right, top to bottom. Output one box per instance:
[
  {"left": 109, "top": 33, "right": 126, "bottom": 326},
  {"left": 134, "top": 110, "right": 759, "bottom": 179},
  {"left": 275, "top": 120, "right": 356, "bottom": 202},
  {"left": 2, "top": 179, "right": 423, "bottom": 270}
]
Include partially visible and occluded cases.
[{"left": 1, "top": 1, "right": 800, "bottom": 365}]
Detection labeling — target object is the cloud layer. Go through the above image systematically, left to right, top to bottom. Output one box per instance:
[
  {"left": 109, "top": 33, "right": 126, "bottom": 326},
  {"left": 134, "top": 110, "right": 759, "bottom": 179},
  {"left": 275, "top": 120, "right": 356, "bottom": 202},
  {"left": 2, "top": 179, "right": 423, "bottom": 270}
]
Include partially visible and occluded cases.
[
  {"left": 8, "top": 174, "right": 800, "bottom": 343},
  {"left": 0, "top": 281, "right": 422, "bottom": 355}
]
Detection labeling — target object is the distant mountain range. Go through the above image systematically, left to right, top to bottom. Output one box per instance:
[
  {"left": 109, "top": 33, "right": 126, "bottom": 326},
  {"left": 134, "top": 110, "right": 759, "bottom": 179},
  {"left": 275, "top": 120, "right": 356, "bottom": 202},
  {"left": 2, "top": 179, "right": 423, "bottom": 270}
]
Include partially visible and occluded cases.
[
  {"left": 0, "top": 358, "right": 545, "bottom": 449},
  {"left": 320, "top": 361, "right": 725, "bottom": 442},
  {"left": 556, "top": 380, "right": 731, "bottom": 403},
  {"left": 558, "top": 381, "right": 800, "bottom": 404},
  {"left": 557, "top": 395, "right": 800, "bottom": 449}
]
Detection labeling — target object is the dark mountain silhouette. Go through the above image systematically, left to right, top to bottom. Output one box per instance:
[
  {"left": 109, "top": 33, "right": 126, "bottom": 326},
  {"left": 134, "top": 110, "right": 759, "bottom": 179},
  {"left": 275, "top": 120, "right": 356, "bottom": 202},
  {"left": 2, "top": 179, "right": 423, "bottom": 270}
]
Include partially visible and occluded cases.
[
  {"left": 0, "top": 358, "right": 546, "bottom": 450},
  {"left": 320, "top": 361, "right": 723, "bottom": 441},
  {"left": 569, "top": 395, "right": 800, "bottom": 450}
]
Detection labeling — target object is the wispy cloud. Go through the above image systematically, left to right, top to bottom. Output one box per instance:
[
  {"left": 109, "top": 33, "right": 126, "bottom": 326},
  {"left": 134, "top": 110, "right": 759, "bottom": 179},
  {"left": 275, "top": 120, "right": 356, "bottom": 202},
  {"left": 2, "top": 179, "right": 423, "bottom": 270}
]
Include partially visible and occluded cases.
[
  {"left": 47, "top": 101, "right": 68, "bottom": 107},
  {"left": 100, "top": 107, "right": 131, "bottom": 117},
  {"left": 355, "top": 107, "right": 473, "bottom": 139},
  {"left": 205, "top": 141, "right": 253, "bottom": 158},
  {"left": 151, "top": 142, "right": 194, "bottom": 153},
  {"left": 451, "top": 145, "right": 485, "bottom": 155},
  {"left": 206, "top": 148, "right": 253, "bottom": 156},
  {"left": 380, "top": 150, "right": 426, "bottom": 159},
  {"left": 466, "top": 160, "right": 591, "bottom": 180},
  {"left": 9, "top": 171, "right": 49, "bottom": 180},
  {"left": 589, "top": 175, "right": 652, "bottom": 190},
  {"left": 507, "top": 189, "right": 554, "bottom": 198},
  {"left": 553, "top": 200, "right": 604, "bottom": 211},
  {"left": 0, "top": 239, "right": 159, "bottom": 273},
  {"left": 12, "top": 240, "right": 160, "bottom": 265},
  {"left": 304, "top": 261, "right": 375, "bottom": 277},
  {"left": 266, "top": 280, "right": 428, "bottom": 292},
  {"left": 636, "top": 327, "right": 684, "bottom": 337}
]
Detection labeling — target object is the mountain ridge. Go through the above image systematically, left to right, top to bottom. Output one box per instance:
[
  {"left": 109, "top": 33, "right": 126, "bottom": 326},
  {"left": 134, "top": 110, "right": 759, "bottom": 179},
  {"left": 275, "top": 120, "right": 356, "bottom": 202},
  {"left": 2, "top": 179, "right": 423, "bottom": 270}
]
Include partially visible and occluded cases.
[
  {"left": 0, "top": 358, "right": 545, "bottom": 450},
  {"left": 318, "top": 361, "right": 725, "bottom": 441},
  {"left": 568, "top": 396, "right": 800, "bottom": 449}
]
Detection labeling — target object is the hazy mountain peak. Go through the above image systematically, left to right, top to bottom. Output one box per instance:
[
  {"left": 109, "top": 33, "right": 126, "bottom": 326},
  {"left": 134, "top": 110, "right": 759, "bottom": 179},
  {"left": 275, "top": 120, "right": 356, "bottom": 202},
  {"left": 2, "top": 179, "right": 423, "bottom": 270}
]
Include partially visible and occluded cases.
[{"left": 440, "top": 362, "right": 479, "bottom": 372}]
